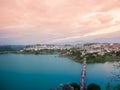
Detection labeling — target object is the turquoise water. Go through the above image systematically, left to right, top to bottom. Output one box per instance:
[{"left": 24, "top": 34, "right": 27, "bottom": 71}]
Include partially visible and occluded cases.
[{"left": 0, "top": 54, "right": 119, "bottom": 90}]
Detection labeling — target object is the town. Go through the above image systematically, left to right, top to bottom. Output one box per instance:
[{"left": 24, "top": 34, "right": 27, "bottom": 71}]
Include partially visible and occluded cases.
[
  {"left": 0, "top": 43, "right": 120, "bottom": 63},
  {"left": 20, "top": 43, "right": 120, "bottom": 63},
  {"left": 22, "top": 43, "right": 120, "bottom": 53}
]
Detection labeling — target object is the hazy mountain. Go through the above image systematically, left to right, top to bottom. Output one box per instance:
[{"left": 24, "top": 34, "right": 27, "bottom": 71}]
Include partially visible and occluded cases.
[{"left": 56, "top": 36, "right": 120, "bottom": 45}]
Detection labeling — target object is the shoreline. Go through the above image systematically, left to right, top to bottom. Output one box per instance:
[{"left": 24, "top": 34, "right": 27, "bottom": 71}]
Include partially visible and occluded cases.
[{"left": 1, "top": 51, "right": 120, "bottom": 63}]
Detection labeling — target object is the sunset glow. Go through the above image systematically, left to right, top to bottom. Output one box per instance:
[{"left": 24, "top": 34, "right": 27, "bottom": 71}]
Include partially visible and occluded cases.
[{"left": 0, "top": 0, "right": 120, "bottom": 44}]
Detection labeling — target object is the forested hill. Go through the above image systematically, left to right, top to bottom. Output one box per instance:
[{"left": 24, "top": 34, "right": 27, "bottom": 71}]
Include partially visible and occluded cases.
[
  {"left": 0, "top": 45, "right": 25, "bottom": 52},
  {"left": 0, "top": 46, "right": 16, "bottom": 52}
]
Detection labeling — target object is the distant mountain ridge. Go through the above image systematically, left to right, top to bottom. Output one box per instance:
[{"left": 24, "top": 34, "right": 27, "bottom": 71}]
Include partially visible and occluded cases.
[
  {"left": 55, "top": 36, "right": 120, "bottom": 45},
  {"left": 0, "top": 37, "right": 120, "bottom": 45},
  {"left": 0, "top": 45, "right": 25, "bottom": 50}
]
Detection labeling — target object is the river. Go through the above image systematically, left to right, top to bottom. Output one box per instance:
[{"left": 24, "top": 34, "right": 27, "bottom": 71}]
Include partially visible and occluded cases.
[{"left": 0, "top": 54, "right": 119, "bottom": 90}]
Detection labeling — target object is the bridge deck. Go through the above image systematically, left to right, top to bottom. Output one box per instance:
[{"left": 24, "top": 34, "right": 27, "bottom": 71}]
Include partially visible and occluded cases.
[{"left": 80, "top": 58, "right": 86, "bottom": 90}]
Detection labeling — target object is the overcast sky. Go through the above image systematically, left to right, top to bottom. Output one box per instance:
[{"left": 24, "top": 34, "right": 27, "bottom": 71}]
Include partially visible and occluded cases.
[{"left": 0, "top": 0, "right": 120, "bottom": 45}]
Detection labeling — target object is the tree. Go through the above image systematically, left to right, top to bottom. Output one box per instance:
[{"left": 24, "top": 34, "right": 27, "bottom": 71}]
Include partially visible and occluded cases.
[
  {"left": 0, "top": 46, "right": 15, "bottom": 52},
  {"left": 116, "top": 51, "right": 120, "bottom": 56},
  {"left": 106, "top": 82, "right": 112, "bottom": 90},
  {"left": 71, "top": 83, "right": 79, "bottom": 90},
  {"left": 87, "top": 83, "right": 101, "bottom": 90},
  {"left": 106, "top": 83, "right": 120, "bottom": 90},
  {"left": 113, "top": 84, "right": 120, "bottom": 90}
]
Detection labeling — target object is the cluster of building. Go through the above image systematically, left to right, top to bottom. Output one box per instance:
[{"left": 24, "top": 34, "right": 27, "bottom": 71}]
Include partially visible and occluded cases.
[
  {"left": 22, "top": 43, "right": 120, "bottom": 56},
  {"left": 77, "top": 43, "right": 120, "bottom": 56},
  {"left": 22, "top": 44, "right": 72, "bottom": 51}
]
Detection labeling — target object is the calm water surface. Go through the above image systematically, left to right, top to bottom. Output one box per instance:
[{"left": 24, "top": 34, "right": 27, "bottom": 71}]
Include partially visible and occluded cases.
[{"left": 0, "top": 54, "right": 119, "bottom": 90}]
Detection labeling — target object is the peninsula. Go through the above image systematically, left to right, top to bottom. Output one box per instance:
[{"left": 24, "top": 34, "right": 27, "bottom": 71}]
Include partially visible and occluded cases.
[{"left": 0, "top": 43, "right": 120, "bottom": 63}]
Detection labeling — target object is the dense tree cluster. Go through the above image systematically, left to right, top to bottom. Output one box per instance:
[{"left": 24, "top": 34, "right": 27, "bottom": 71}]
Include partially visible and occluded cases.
[
  {"left": 0, "top": 46, "right": 15, "bottom": 52},
  {"left": 22, "top": 49, "right": 62, "bottom": 55},
  {"left": 70, "top": 83, "right": 120, "bottom": 90},
  {"left": 87, "top": 83, "right": 101, "bottom": 90}
]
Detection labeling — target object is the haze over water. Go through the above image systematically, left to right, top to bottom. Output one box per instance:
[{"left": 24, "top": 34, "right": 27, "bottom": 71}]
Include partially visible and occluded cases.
[{"left": 0, "top": 54, "right": 119, "bottom": 90}]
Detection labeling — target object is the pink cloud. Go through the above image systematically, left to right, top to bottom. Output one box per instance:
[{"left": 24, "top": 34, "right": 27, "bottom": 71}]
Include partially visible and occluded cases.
[{"left": 0, "top": 0, "right": 120, "bottom": 44}]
